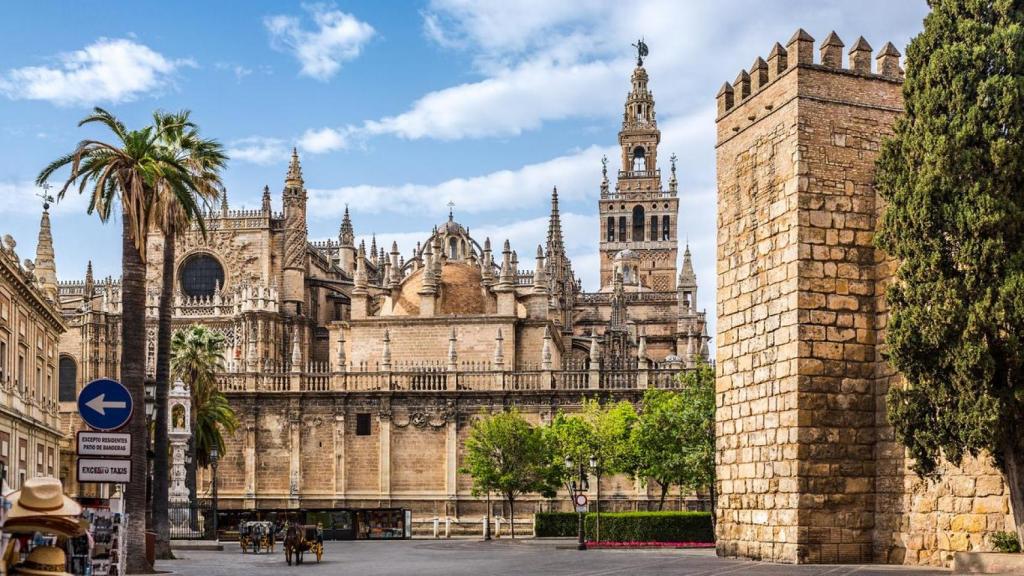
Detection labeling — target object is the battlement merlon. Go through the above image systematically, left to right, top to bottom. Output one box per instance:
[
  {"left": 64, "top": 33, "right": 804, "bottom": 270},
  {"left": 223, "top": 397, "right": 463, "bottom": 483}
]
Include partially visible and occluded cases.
[{"left": 715, "top": 29, "right": 904, "bottom": 128}]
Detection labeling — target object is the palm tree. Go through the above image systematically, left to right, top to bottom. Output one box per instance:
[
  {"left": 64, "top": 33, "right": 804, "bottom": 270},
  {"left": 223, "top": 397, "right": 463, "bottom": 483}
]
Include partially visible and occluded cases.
[
  {"left": 37, "top": 107, "right": 207, "bottom": 573},
  {"left": 150, "top": 111, "right": 227, "bottom": 558},
  {"left": 170, "top": 325, "right": 238, "bottom": 505}
]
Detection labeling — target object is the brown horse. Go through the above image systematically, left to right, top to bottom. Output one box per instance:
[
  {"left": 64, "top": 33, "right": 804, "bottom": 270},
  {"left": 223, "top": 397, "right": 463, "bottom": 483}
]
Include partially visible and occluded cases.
[{"left": 284, "top": 523, "right": 305, "bottom": 565}]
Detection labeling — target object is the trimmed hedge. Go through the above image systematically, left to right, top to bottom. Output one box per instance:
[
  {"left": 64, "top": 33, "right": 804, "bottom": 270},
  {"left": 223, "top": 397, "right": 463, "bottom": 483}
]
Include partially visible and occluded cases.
[
  {"left": 534, "top": 511, "right": 713, "bottom": 542},
  {"left": 586, "top": 511, "right": 713, "bottom": 543},
  {"left": 535, "top": 512, "right": 580, "bottom": 537}
]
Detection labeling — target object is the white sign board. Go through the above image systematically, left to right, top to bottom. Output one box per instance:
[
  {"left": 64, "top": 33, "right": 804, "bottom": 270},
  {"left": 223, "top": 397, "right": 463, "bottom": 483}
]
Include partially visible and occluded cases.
[
  {"left": 77, "top": 432, "right": 132, "bottom": 457},
  {"left": 77, "top": 458, "right": 132, "bottom": 483}
]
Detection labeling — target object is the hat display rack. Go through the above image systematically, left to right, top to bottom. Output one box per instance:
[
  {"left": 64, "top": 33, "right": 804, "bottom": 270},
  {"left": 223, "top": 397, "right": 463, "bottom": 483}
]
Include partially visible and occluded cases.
[{"left": 0, "top": 477, "right": 121, "bottom": 576}]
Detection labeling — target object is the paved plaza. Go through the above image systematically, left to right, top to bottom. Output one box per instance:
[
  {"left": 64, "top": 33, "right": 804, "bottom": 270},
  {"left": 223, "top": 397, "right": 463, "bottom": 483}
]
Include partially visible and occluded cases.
[{"left": 157, "top": 540, "right": 950, "bottom": 575}]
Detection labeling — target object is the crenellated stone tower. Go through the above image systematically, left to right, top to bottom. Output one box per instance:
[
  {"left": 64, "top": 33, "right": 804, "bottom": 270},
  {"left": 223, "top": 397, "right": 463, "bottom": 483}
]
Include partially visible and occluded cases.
[
  {"left": 715, "top": 29, "right": 905, "bottom": 564},
  {"left": 599, "top": 46, "right": 679, "bottom": 291},
  {"left": 282, "top": 148, "right": 308, "bottom": 316}
]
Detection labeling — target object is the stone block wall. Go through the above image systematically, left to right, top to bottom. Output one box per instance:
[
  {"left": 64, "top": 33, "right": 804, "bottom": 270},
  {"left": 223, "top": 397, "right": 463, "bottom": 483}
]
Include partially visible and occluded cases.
[{"left": 716, "top": 29, "right": 1012, "bottom": 567}]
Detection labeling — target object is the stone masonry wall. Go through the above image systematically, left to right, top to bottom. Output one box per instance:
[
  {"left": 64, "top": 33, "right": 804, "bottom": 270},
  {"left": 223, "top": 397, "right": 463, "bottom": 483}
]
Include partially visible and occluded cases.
[
  {"left": 716, "top": 30, "right": 1012, "bottom": 567},
  {"left": 716, "top": 61, "right": 803, "bottom": 562}
]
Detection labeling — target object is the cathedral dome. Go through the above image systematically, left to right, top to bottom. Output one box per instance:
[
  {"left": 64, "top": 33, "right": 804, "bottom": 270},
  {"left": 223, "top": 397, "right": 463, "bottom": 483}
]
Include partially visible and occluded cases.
[{"left": 393, "top": 261, "right": 488, "bottom": 316}]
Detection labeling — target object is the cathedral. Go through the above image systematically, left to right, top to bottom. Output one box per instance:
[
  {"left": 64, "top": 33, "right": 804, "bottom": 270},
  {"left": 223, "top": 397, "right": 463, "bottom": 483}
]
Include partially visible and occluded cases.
[{"left": 53, "top": 58, "right": 709, "bottom": 519}]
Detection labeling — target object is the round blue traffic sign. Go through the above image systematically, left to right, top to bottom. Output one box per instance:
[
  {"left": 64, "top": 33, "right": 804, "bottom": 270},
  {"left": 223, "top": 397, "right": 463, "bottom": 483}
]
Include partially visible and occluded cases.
[{"left": 78, "top": 378, "right": 134, "bottom": 431}]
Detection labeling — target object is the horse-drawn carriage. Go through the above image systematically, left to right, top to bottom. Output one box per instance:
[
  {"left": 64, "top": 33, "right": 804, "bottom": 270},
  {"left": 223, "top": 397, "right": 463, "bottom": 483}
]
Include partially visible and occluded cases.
[
  {"left": 239, "top": 521, "right": 275, "bottom": 554},
  {"left": 284, "top": 523, "right": 323, "bottom": 565}
]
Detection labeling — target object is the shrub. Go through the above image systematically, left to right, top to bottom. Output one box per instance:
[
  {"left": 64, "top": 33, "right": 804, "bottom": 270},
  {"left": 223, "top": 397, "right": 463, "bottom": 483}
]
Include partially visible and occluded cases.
[
  {"left": 535, "top": 511, "right": 714, "bottom": 542},
  {"left": 585, "top": 511, "right": 713, "bottom": 543},
  {"left": 534, "top": 512, "right": 579, "bottom": 537},
  {"left": 991, "top": 531, "right": 1021, "bottom": 553}
]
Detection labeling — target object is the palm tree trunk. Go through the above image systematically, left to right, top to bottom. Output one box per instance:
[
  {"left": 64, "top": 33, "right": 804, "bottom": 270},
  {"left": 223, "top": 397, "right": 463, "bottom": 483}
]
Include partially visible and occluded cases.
[
  {"left": 122, "top": 216, "right": 153, "bottom": 573},
  {"left": 152, "top": 231, "right": 175, "bottom": 559}
]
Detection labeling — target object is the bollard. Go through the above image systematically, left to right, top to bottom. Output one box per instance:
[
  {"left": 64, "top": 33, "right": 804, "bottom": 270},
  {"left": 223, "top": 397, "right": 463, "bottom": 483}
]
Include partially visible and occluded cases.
[
  {"left": 445, "top": 516, "right": 451, "bottom": 538},
  {"left": 433, "top": 517, "right": 439, "bottom": 539}
]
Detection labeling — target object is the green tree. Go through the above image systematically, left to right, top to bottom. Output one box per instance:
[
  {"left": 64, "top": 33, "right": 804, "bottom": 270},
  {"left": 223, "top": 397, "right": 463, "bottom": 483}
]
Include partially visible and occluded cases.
[
  {"left": 873, "top": 0, "right": 1024, "bottom": 544},
  {"left": 38, "top": 107, "right": 207, "bottom": 573},
  {"left": 149, "top": 111, "right": 227, "bottom": 558},
  {"left": 171, "top": 325, "right": 238, "bottom": 481},
  {"left": 675, "top": 361, "right": 716, "bottom": 527},
  {"left": 631, "top": 389, "right": 688, "bottom": 510},
  {"left": 548, "top": 400, "right": 636, "bottom": 540},
  {"left": 460, "top": 410, "right": 558, "bottom": 538}
]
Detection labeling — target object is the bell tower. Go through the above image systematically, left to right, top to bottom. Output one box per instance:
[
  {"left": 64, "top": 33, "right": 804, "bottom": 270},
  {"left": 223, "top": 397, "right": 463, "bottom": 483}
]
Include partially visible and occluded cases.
[{"left": 598, "top": 41, "right": 679, "bottom": 291}]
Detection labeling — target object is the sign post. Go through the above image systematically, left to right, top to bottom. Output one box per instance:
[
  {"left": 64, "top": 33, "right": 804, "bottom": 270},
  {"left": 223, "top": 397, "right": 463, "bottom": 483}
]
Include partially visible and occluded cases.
[
  {"left": 76, "top": 378, "right": 135, "bottom": 492},
  {"left": 78, "top": 378, "right": 134, "bottom": 431}
]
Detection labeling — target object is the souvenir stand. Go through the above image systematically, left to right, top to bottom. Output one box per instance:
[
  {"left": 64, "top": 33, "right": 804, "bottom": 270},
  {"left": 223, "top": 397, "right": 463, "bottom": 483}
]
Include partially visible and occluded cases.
[{"left": 0, "top": 477, "right": 85, "bottom": 576}]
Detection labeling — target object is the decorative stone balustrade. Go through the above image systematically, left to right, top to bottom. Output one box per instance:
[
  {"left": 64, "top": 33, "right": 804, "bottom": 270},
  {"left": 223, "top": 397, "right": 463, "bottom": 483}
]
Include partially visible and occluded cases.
[{"left": 214, "top": 363, "right": 687, "bottom": 394}]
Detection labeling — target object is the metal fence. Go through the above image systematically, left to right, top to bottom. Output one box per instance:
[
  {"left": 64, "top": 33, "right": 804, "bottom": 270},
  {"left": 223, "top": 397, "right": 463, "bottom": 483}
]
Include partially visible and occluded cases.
[{"left": 167, "top": 502, "right": 216, "bottom": 540}]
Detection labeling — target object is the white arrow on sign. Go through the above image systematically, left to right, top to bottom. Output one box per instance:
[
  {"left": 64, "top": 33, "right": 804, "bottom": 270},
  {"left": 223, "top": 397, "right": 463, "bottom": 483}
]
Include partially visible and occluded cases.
[{"left": 85, "top": 394, "right": 127, "bottom": 415}]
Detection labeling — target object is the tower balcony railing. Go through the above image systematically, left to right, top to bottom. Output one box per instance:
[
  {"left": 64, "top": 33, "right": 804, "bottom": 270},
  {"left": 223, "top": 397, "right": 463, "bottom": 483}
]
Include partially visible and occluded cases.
[
  {"left": 617, "top": 169, "right": 661, "bottom": 180},
  {"left": 214, "top": 360, "right": 693, "bottom": 394}
]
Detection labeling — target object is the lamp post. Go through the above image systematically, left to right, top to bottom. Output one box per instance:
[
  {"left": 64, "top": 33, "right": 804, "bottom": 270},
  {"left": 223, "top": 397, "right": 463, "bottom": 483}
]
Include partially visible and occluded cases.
[
  {"left": 210, "top": 447, "right": 219, "bottom": 541},
  {"left": 565, "top": 457, "right": 590, "bottom": 551}
]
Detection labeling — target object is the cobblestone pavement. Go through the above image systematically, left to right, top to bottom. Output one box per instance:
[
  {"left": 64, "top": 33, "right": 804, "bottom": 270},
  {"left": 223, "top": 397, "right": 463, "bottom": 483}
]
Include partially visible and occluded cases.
[{"left": 158, "top": 540, "right": 950, "bottom": 576}]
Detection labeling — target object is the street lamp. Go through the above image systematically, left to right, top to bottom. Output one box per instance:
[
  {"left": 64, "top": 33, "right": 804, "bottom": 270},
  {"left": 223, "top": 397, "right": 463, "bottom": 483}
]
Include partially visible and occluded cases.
[
  {"left": 210, "top": 447, "right": 219, "bottom": 541},
  {"left": 565, "top": 457, "right": 589, "bottom": 551}
]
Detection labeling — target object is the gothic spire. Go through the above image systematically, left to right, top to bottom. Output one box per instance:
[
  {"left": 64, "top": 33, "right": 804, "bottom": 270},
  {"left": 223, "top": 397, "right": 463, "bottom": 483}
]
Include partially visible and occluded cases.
[
  {"left": 285, "top": 147, "right": 303, "bottom": 187},
  {"left": 669, "top": 153, "right": 678, "bottom": 193},
  {"left": 600, "top": 155, "right": 610, "bottom": 196},
  {"left": 261, "top": 185, "right": 272, "bottom": 212},
  {"left": 546, "top": 186, "right": 565, "bottom": 256},
  {"left": 220, "top": 188, "right": 229, "bottom": 215},
  {"left": 34, "top": 205, "right": 58, "bottom": 301},
  {"left": 339, "top": 205, "right": 354, "bottom": 247},
  {"left": 679, "top": 244, "right": 696, "bottom": 287},
  {"left": 84, "top": 260, "right": 95, "bottom": 300}
]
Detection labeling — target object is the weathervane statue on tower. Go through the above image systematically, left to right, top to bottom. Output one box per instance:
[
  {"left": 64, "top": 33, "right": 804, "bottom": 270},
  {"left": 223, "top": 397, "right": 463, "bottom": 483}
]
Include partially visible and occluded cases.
[{"left": 632, "top": 38, "right": 649, "bottom": 66}]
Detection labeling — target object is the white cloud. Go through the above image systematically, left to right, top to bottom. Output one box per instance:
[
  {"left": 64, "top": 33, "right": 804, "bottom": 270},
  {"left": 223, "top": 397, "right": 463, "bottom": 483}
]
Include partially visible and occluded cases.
[
  {"left": 265, "top": 5, "right": 375, "bottom": 81},
  {"left": 0, "top": 38, "right": 193, "bottom": 106},
  {"left": 361, "top": 57, "right": 626, "bottom": 140},
  {"left": 299, "top": 127, "right": 349, "bottom": 154},
  {"left": 226, "top": 137, "right": 289, "bottom": 165},
  {"left": 308, "top": 144, "right": 606, "bottom": 219},
  {"left": 0, "top": 181, "right": 89, "bottom": 216}
]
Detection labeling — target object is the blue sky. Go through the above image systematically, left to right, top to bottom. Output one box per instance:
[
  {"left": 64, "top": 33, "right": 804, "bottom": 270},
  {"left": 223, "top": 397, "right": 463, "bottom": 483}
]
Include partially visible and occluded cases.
[{"left": 0, "top": 1, "right": 931, "bottom": 338}]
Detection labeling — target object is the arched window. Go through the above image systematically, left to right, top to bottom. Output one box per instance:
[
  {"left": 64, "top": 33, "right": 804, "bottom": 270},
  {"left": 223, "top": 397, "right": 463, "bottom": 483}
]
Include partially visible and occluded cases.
[
  {"left": 631, "top": 146, "right": 645, "bottom": 172},
  {"left": 632, "top": 206, "right": 645, "bottom": 242},
  {"left": 649, "top": 215, "right": 658, "bottom": 241},
  {"left": 662, "top": 215, "right": 671, "bottom": 240},
  {"left": 607, "top": 217, "right": 615, "bottom": 242},
  {"left": 618, "top": 217, "right": 627, "bottom": 241},
  {"left": 448, "top": 237, "right": 458, "bottom": 259},
  {"left": 179, "top": 254, "right": 224, "bottom": 298},
  {"left": 58, "top": 356, "right": 76, "bottom": 402}
]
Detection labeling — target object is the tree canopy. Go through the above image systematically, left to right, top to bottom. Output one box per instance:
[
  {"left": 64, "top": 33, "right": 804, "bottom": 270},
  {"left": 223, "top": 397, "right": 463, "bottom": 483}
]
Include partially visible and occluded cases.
[
  {"left": 874, "top": 0, "right": 1024, "bottom": 541},
  {"left": 460, "top": 410, "right": 559, "bottom": 537}
]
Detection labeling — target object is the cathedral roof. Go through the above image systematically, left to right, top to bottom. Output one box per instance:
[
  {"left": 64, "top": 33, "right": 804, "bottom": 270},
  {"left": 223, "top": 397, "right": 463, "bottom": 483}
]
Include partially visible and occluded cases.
[{"left": 392, "top": 261, "right": 488, "bottom": 316}]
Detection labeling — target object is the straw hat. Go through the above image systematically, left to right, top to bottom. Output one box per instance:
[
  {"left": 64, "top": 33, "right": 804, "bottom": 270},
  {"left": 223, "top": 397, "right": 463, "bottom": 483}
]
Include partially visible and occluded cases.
[
  {"left": 5, "top": 478, "right": 81, "bottom": 520},
  {"left": 12, "top": 546, "right": 71, "bottom": 576}
]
